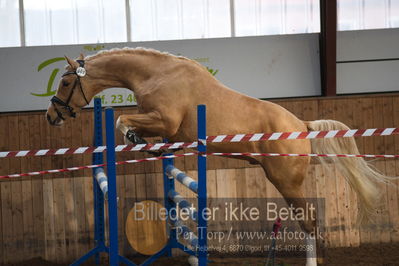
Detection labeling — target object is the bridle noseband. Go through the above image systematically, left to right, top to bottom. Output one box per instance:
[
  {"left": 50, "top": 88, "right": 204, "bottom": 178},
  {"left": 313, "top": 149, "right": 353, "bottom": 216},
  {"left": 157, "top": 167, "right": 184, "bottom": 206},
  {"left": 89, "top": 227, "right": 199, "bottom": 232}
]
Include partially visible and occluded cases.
[{"left": 50, "top": 59, "right": 90, "bottom": 120}]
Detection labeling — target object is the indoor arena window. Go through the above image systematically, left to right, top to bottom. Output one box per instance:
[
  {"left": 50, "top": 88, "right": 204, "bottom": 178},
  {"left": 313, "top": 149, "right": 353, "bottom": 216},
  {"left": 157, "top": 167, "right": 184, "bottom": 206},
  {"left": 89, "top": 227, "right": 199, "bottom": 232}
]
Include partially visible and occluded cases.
[
  {"left": 0, "top": 0, "right": 21, "bottom": 47},
  {"left": 1, "top": 0, "right": 399, "bottom": 48},
  {"left": 23, "top": 0, "right": 127, "bottom": 46},
  {"left": 129, "top": 0, "right": 231, "bottom": 41},
  {"left": 233, "top": 0, "right": 320, "bottom": 36},
  {"left": 338, "top": 0, "right": 399, "bottom": 31}
]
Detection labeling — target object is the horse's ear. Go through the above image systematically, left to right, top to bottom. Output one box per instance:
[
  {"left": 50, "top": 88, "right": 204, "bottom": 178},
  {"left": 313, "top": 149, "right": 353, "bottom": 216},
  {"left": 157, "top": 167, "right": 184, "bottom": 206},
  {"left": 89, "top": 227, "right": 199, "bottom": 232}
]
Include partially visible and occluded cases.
[
  {"left": 78, "top": 53, "right": 84, "bottom": 60},
  {"left": 64, "top": 56, "right": 79, "bottom": 69}
]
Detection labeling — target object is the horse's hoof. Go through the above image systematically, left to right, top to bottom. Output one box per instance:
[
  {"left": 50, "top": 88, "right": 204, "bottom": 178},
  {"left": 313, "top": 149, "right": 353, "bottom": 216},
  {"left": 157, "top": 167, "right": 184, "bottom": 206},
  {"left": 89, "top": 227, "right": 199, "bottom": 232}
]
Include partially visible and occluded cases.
[
  {"left": 126, "top": 130, "right": 147, "bottom": 144},
  {"left": 125, "top": 131, "right": 174, "bottom": 157},
  {"left": 188, "top": 255, "right": 198, "bottom": 266}
]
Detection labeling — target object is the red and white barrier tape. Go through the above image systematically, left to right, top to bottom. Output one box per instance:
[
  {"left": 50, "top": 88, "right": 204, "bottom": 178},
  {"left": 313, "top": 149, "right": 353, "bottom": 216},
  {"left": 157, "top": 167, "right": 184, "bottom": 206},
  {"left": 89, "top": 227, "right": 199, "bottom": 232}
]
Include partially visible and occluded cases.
[
  {"left": 0, "top": 127, "right": 398, "bottom": 159},
  {"left": 207, "top": 127, "right": 399, "bottom": 142},
  {"left": 0, "top": 142, "right": 197, "bottom": 159},
  {"left": 1, "top": 152, "right": 398, "bottom": 179},
  {"left": 208, "top": 152, "right": 399, "bottom": 158},
  {"left": 0, "top": 153, "right": 196, "bottom": 179}
]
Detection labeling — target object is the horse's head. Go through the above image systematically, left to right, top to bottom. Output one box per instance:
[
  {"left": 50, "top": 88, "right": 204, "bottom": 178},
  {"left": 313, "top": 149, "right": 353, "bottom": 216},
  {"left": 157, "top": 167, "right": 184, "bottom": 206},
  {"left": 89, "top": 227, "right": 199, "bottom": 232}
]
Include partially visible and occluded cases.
[{"left": 46, "top": 54, "right": 92, "bottom": 126}]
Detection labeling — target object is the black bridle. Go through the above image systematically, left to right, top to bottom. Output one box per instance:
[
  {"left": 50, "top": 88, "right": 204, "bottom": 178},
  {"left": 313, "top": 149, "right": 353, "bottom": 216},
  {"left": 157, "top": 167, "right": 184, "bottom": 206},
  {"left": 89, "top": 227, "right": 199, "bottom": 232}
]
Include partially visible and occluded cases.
[{"left": 50, "top": 60, "right": 90, "bottom": 120}]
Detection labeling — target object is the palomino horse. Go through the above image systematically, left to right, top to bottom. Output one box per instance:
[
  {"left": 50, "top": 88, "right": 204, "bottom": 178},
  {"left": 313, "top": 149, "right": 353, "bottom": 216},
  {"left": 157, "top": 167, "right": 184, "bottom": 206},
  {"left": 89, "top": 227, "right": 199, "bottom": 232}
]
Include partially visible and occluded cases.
[{"left": 46, "top": 48, "right": 392, "bottom": 265}]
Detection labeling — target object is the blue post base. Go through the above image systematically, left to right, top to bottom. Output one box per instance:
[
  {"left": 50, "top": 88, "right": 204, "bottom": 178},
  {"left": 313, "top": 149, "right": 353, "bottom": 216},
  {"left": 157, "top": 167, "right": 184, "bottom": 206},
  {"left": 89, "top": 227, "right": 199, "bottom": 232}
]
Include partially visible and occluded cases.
[
  {"left": 70, "top": 246, "right": 106, "bottom": 266},
  {"left": 71, "top": 247, "right": 135, "bottom": 266}
]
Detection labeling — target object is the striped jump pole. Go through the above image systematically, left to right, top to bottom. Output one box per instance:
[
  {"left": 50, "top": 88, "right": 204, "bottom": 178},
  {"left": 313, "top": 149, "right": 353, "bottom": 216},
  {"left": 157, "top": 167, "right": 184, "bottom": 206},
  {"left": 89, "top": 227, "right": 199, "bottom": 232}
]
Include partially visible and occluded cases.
[
  {"left": 161, "top": 105, "right": 208, "bottom": 266},
  {"left": 166, "top": 165, "right": 198, "bottom": 194},
  {"left": 94, "top": 168, "right": 108, "bottom": 200},
  {"left": 168, "top": 189, "right": 198, "bottom": 221},
  {"left": 172, "top": 218, "right": 199, "bottom": 249}
]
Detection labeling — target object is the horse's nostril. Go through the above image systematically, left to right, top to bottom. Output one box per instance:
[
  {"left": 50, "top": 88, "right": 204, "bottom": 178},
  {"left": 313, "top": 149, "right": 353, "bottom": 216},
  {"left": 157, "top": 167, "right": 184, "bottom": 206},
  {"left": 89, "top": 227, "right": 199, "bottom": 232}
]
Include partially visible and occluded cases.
[{"left": 47, "top": 114, "right": 55, "bottom": 125}]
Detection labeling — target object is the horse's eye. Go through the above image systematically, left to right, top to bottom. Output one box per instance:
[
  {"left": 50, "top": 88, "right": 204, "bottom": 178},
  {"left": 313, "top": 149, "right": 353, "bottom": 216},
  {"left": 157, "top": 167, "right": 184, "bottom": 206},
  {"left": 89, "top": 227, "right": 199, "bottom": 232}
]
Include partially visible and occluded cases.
[{"left": 62, "top": 81, "right": 69, "bottom": 87}]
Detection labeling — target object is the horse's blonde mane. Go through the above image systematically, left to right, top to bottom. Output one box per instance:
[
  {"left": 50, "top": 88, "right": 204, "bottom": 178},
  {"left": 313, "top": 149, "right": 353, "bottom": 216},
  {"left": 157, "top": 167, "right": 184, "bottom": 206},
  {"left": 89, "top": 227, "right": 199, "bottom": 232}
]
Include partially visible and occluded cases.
[
  {"left": 82, "top": 47, "right": 209, "bottom": 75},
  {"left": 85, "top": 47, "right": 192, "bottom": 63}
]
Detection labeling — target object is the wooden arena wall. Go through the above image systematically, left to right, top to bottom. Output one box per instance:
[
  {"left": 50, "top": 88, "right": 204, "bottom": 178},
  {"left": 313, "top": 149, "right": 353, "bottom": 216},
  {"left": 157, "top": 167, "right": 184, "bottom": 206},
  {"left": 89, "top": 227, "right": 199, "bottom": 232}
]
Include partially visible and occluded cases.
[{"left": 0, "top": 94, "right": 398, "bottom": 264}]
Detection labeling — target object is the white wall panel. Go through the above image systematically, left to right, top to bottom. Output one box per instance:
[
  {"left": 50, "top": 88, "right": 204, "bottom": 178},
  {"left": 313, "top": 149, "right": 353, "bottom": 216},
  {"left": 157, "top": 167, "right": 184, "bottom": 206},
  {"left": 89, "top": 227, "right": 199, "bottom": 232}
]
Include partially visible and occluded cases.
[
  {"left": 337, "top": 28, "right": 399, "bottom": 94},
  {"left": 0, "top": 34, "right": 321, "bottom": 112}
]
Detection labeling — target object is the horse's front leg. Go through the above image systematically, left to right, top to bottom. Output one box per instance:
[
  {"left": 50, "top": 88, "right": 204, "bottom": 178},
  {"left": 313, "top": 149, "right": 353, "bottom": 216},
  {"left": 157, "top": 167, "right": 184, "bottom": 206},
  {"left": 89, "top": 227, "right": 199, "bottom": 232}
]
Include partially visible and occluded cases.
[{"left": 116, "top": 112, "right": 179, "bottom": 156}]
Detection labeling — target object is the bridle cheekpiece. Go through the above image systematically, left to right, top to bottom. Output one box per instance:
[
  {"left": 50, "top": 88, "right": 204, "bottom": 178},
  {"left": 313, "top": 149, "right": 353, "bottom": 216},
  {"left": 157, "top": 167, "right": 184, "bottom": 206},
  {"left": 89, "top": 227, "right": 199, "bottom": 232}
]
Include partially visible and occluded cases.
[{"left": 50, "top": 59, "right": 90, "bottom": 120}]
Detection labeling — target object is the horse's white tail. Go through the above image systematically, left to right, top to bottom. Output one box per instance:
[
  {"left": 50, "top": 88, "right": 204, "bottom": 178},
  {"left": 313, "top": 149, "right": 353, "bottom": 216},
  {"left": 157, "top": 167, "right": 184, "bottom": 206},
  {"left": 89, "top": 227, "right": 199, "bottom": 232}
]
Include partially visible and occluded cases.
[{"left": 306, "top": 120, "right": 394, "bottom": 223}]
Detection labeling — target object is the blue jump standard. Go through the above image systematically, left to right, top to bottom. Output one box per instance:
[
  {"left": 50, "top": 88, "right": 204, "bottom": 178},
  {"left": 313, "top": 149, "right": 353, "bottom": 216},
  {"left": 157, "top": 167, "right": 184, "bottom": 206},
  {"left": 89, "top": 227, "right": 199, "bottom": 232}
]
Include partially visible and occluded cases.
[{"left": 71, "top": 98, "right": 208, "bottom": 266}]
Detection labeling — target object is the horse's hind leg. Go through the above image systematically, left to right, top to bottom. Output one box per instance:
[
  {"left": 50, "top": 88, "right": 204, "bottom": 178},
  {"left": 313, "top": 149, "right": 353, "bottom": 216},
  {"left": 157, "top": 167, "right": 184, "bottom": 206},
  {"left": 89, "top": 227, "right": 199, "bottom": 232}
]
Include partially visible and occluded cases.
[{"left": 260, "top": 157, "right": 319, "bottom": 266}]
